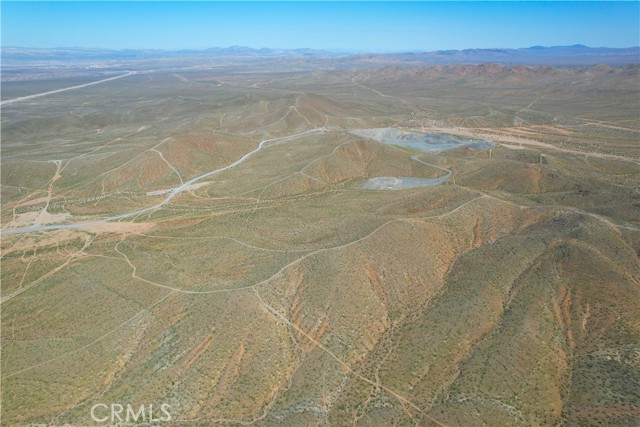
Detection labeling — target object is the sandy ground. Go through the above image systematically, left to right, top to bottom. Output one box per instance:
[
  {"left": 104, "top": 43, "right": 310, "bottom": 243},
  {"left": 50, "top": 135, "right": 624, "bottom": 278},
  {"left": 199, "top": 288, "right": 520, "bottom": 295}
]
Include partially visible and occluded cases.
[
  {"left": 419, "top": 126, "right": 639, "bottom": 163},
  {"left": 500, "top": 143, "right": 527, "bottom": 150},
  {"left": 182, "top": 181, "right": 216, "bottom": 192},
  {"left": 146, "top": 189, "right": 171, "bottom": 196},
  {"left": 12, "top": 196, "right": 52, "bottom": 209},
  {"left": 6, "top": 211, "right": 71, "bottom": 229},
  {"left": 1, "top": 221, "right": 155, "bottom": 255},
  {"left": 82, "top": 221, "right": 155, "bottom": 234}
]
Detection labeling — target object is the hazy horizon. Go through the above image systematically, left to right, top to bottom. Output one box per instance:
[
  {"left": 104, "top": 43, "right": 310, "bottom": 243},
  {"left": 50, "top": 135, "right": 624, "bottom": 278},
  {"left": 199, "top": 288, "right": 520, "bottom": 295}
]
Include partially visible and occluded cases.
[
  {"left": 2, "top": 1, "right": 639, "bottom": 52},
  {"left": 3, "top": 44, "right": 640, "bottom": 54}
]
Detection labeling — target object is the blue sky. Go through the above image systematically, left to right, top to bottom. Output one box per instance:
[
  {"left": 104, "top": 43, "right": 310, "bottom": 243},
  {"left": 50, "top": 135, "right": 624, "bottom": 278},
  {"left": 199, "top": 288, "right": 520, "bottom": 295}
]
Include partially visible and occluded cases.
[{"left": 2, "top": 1, "right": 639, "bottom": 52}]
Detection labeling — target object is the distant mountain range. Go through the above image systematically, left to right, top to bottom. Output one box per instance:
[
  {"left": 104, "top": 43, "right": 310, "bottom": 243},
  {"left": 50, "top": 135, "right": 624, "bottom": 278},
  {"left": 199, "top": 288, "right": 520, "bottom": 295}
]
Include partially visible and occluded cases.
[
  {"left": 2, "top": 45, "right": 639, "bottom": 66},
  {"left": 365, "top": 45, "right": 640, "bottom": 66},
  {"left": 0, "top": 46, "right": 335, "bottom": 61}
]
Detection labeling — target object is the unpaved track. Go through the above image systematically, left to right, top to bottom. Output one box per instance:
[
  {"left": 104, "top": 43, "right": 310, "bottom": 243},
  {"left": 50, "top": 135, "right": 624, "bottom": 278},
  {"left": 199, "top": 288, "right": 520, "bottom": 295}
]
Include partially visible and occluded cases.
[
  {"left": 0, "top": 72, "right": 137, "bottom": 106},
  {"left": 424, "top": 126, "right": 639, "bottom": 164},
  {"left": 1, "top": 129, "right": 323, "bottom": 236},
  {"left": 411, "top": 155, "right": 453, "bottom": 182},
  {"left": 1, "top": 289, "right": 174, "bottom": 379},
  {"left": 253, "top": 289, "right": 450, "bottom": 427}
]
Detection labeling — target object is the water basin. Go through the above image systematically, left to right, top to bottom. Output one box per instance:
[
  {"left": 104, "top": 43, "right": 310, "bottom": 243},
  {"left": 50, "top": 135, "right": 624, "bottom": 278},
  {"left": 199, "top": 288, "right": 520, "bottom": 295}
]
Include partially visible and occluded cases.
[{"left": 350, "top": 128, "right": 493, "bottom": 152}]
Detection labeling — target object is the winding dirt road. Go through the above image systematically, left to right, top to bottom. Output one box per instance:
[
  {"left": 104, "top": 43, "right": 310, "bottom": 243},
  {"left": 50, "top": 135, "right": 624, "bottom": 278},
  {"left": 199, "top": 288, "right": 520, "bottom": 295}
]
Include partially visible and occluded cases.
[{"left": 1, "top": 129, "right": 324, "bottom": 236}]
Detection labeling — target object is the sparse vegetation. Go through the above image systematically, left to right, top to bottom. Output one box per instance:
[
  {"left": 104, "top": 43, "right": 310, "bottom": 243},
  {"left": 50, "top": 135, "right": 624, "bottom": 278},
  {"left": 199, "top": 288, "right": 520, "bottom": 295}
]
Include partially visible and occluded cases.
[{"left": 1, "top": 58, "right": 639, "bottom": 426}]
